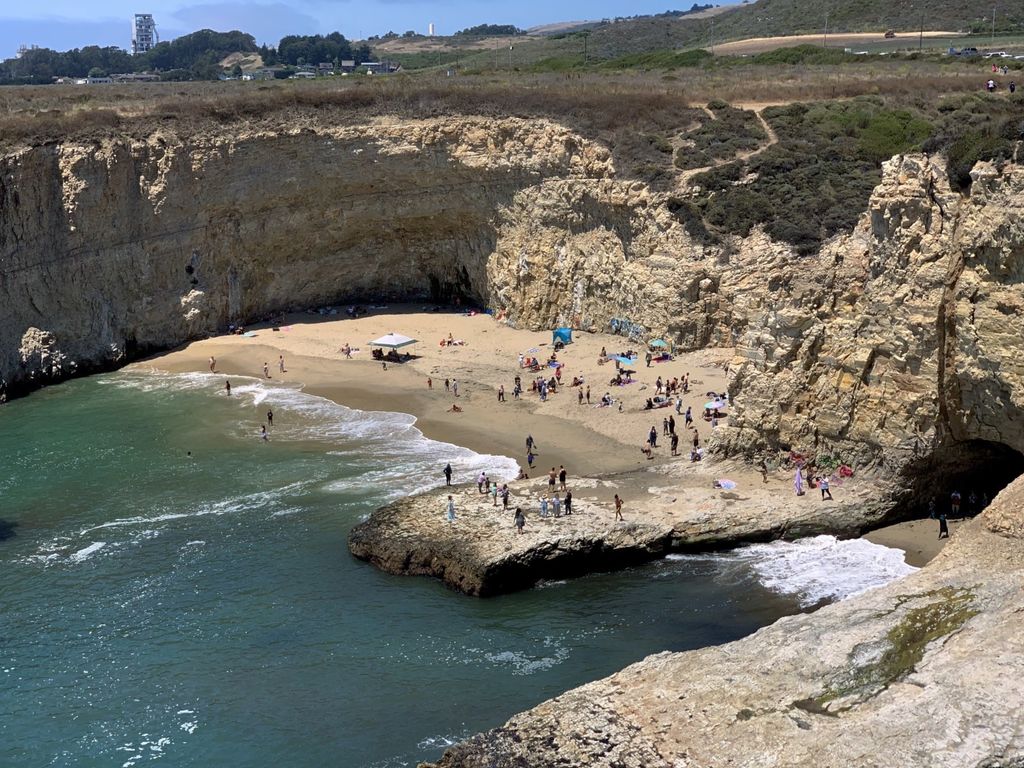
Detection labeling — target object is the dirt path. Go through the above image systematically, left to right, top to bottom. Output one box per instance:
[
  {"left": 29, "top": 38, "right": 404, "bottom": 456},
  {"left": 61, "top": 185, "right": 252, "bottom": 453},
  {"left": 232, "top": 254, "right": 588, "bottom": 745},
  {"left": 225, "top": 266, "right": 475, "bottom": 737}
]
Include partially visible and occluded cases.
[{"left": 674, "top": 106, "right": 780, "bottom": 186}]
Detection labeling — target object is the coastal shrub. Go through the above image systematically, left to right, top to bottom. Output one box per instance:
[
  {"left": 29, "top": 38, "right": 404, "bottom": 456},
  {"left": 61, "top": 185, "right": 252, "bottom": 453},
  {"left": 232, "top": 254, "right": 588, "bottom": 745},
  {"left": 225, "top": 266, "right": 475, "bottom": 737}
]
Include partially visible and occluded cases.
[
  {"left": 674, "top": 105, "right": 767, "bottom": 170},
  {"left": 666, "top": 196, "right": 718, "bottom": 244}
]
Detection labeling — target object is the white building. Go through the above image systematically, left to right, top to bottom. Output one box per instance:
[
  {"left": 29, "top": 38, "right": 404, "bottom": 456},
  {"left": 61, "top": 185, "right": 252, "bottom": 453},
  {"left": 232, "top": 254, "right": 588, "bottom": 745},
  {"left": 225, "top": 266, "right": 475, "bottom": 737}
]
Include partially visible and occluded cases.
[
  {"left": 132, "top": 14, "right": 157, "bottom": 54},
  {"left": 428, "top": 22, "right": 435, "bottom": 36}
]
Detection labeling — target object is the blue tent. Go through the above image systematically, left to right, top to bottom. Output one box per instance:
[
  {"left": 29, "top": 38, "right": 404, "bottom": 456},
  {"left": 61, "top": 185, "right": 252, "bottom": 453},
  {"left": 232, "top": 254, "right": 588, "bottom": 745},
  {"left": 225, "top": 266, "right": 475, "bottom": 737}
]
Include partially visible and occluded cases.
[{"left": 552, "top": 327, "right": 573, "bottom": 345}]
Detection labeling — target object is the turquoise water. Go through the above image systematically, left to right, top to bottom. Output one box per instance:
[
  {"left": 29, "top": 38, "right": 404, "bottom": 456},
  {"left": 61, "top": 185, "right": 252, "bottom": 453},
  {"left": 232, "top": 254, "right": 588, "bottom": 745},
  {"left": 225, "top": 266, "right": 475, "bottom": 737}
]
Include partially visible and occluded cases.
[{"left": 0, "top": 371, "right": 808, "bottom": 767}]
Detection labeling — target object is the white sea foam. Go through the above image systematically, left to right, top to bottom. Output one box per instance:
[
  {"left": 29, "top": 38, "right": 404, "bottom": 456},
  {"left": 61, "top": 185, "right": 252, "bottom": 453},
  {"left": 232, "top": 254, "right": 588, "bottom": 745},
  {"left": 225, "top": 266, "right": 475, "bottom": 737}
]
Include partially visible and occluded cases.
[
  {"left": 729, "top": 535, "right": 917, "bottom": 607},
  {"left": 69, "top": 542, "right": 106, "bottom": 562},
  {"left": 417, "top": 732, "right": 469, "bottom": 750}
]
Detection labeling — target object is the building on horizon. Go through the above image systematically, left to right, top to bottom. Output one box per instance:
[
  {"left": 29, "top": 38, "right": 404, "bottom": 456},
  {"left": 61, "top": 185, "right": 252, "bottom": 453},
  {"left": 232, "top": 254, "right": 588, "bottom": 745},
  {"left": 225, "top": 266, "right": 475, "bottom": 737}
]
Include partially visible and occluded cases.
[
  {"left": 132, "top": 14, "right": 158, "bottom": 55},
  {"left": 428, "top": 22, "right": 435, "bottom": 36}
]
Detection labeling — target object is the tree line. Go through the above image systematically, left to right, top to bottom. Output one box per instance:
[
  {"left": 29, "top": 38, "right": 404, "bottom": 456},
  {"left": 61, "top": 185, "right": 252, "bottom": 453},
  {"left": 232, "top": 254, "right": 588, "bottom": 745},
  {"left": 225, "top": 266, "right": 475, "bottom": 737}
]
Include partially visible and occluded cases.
[{"left": 0, "top": 30, "right": 374, "bottom": 84}]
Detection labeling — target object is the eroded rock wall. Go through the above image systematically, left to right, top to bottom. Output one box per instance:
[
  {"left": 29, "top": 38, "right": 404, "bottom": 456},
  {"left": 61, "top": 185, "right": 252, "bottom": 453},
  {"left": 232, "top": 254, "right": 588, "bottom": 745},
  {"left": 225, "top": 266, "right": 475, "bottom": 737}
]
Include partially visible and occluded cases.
[{"left": 0, "top": 118, "right": 613, "bottom": 393}]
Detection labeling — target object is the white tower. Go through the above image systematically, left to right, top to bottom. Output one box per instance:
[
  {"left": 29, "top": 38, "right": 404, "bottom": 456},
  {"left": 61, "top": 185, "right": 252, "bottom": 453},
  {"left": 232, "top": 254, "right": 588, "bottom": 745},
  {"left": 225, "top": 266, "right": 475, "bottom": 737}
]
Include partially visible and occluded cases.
[{"left": 428, "top": 22, "right": 436, "bottom": 36}]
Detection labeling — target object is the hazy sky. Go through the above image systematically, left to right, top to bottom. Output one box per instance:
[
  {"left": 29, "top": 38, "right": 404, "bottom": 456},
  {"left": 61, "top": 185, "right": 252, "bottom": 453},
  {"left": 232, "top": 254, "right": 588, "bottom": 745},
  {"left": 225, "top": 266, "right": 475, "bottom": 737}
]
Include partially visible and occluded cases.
[{"left": 1, "top": 1, "right": 738, "bottom": 57}]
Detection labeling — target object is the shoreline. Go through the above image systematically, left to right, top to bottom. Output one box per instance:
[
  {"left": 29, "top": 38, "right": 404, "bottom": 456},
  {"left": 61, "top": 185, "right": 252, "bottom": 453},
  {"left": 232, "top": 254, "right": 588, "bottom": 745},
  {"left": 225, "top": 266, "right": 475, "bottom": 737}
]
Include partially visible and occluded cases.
[{"left": 132, "top": 305, "right": 950, "bottom": 593}]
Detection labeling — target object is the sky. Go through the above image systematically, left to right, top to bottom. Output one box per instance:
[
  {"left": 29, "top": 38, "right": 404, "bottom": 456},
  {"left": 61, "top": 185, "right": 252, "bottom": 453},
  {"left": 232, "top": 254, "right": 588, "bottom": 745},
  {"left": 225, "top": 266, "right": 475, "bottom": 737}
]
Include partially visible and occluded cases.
[{"left": 0, "top": 1, "right": 739, "bottom": 58}]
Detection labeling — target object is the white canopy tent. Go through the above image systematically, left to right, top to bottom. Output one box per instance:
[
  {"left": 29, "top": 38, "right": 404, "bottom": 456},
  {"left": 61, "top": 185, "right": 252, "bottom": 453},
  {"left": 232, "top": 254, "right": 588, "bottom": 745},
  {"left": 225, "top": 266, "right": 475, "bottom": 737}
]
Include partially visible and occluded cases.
[{"left": 368, "top": 332, "right": 418, "bottom": 349}]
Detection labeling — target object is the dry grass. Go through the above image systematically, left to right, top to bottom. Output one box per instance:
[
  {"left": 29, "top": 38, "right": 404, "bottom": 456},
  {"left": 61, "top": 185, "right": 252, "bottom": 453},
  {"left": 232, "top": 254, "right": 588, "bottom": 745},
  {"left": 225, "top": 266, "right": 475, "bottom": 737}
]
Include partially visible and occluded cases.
[{"left": 0, "top": 63, "right": 996, "bottom": 153}]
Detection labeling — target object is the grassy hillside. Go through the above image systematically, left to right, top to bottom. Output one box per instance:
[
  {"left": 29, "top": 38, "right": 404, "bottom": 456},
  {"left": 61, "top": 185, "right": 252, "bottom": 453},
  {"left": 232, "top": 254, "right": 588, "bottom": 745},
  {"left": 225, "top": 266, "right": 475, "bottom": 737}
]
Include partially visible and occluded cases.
[{"left": 388, "top": 0, "right": 1024, "bottom": 72}]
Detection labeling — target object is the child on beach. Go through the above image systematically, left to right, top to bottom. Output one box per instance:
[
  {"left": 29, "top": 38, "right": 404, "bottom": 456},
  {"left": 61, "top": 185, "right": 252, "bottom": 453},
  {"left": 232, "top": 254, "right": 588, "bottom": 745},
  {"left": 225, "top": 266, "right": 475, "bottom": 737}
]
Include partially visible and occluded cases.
[
  {"left": 491, "top": 482, "right": 499, "bottom": 506},
  {"left": 614, "top": 494, "right": 624, "bottom": 521},
  {"left": 446, "top": 496, "right": 457, "bottom": 522},
  {"left": 539, "top": 497, "right": 549, "bottom": 518},
  {"left": 514, "top": 507, "right": 526, "bottom": 534}
]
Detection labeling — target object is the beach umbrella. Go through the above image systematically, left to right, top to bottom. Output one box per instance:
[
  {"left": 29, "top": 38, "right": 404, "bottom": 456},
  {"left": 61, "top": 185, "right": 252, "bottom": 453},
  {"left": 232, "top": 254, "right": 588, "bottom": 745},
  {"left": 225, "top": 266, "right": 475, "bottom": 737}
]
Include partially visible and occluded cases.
[
  {"left": 369, "top": 332, "right": 418, "bottom": 349},
  {"left": 649, "top": 339, "right": 668, "bottom": 348},
  {"left": 613, "top": 356, "right": 636, "bottom": 366},
  {"left": 704, "top": 400, "right": 727, "bottom": 410},
  {"left": 716, "top": 479, "right": 737, "bottom": 490}
]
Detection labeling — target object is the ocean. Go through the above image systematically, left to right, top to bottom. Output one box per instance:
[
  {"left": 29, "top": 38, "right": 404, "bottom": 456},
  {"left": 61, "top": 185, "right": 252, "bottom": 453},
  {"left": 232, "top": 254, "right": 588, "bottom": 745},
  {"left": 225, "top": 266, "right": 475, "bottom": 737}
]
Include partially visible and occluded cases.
[{"left": 0, "top": 371, "right": 915, "bottom": 767}]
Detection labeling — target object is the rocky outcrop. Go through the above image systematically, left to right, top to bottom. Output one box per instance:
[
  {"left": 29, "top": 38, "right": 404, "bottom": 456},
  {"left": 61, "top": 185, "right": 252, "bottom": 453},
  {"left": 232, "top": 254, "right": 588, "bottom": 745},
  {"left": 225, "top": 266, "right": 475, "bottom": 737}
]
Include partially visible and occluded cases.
[
  {"left": 718, "top": 155, "right": 1024, "bottom": 505},
  {"left": 350, "top": 470, "right": 890, "bottom": 597},
  {"left": 423, "top": 474, "right": 1024, "bottom": 768},
  {"left": 348, "top": 485, "right": 676, "bottom": 597}
]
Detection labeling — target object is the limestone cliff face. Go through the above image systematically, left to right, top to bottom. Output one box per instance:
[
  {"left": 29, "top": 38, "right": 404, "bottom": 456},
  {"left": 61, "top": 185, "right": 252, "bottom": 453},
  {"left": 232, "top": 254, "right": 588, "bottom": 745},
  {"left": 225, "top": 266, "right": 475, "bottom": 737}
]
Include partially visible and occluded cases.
[
  {"left": 0, "top": 117, "right": 612, "bottom": 394},
  {"left": 3, "top": 117, "right": 1024, "bottom": 503},
  {"left": 718, "top": 155, "right": 1024, "bottom": 497},
  {"left": 424, "top": 474, "right": 1024, "bottom": 768}
]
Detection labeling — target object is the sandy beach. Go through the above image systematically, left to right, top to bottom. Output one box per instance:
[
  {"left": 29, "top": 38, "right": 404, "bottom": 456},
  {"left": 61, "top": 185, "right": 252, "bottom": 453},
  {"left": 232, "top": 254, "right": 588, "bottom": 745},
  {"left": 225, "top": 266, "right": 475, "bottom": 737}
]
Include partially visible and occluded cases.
[{"left": 135, "top": 303, "right": 945, "bottom": 565}]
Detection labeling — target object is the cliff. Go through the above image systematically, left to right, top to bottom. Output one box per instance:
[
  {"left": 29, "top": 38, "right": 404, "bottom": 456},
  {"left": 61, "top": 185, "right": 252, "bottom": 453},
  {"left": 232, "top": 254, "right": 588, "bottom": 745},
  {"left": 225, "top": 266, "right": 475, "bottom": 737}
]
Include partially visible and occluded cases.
[
  {"left": 3, "top": 113, "right": 1024, "bottom": 504},
  {"left": 423, "top": 473, "right": 1024, "bottom": 768}
]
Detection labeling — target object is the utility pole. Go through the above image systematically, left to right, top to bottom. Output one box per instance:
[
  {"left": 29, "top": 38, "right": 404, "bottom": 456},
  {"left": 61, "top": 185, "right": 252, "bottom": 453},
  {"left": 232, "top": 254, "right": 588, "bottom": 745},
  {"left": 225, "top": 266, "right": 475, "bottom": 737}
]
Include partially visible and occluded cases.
[
  {"left": 991, "top": 4, "right": 996, "bottom": 47},
  {"left": 823, "top": 9, "right": 829, "bottom": 48},
  {"left": 919, "top": 13, "right": 924, "bottom": 51},
  {"left": 710, "top": 18, "right": 715, "bottom": 54},
  {"left": 582, "top": 32, "right": 589, "bottom": 65},
  {"left": 494, "top": 39, "right": 498, "bottom": 70},
  {"left": 508, "top": 43, "right": 514, "bottom": 70}
]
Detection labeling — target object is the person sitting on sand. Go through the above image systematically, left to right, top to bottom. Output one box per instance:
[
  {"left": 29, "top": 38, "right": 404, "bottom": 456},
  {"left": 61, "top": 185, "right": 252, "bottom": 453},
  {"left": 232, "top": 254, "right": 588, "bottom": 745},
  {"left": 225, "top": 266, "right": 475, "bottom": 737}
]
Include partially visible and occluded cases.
[
  {"left": 600, "top": 392, "right": 613, "bottom": 407},
  {"left": 449, "top": 404, "right": 463, "bottom": 413},
  {"left": 641, "top": 442, "right": 653, "bottom": 459},
  {"left": 517, "top": 467, "right": 530, "bottom": 480}
]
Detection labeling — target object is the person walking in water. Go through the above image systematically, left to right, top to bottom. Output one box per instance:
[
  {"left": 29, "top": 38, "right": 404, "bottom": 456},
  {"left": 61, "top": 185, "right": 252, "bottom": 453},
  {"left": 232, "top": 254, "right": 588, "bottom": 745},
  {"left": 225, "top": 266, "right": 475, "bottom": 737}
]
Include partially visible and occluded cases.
[
  {"left": 225, "top": 380, "right": 232, "bottom": 396},
  {"left": 267, "top": 410, "right": 273, "bottom": 427},
  {"left": 260, "top": 425, "right": 268, "bottom": 441},
  {"left": 527, "top": 449, "right": 535, "bottom": 469},
  {"left": 443, "top": 463, "right": 452, "bottom": 486},
  {"left": 613, "top": 493, "right": 624, "bottom": 521},
  {"left": 446, "top": 496, "right": 457, "bottom": 523}
]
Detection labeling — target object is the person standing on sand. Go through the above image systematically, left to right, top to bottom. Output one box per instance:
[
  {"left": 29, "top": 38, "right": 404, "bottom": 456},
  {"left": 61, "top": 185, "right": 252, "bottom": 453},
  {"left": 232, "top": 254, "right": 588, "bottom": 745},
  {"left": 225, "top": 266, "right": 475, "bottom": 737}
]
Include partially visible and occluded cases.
[
  {"left": 645, "top": 351, "right": 652, "bottom": 368},
  {"left": 278, "top": 355, "right": 286, "bottom": 373},
  {"left": 209, "top": 356, "right": 216, "bottom": 373},
  {"left": 263, "top": 362, "right": 270, "bottom": 379},
  {"left": 427, "top": 378, "right": 433, "bottom": 390},
  {"left": 445, "top": 378, "right": 450, "bottom": 392},
  {"left": 225, "top": 380, "right": 232, "bottom": 396},
  {"left": 452, "top": 380, "right": 459, "bottom": 397},
  {"left": 498, "top": 385, "right": 505, "bottom": 402},
  {"left": 586, "top": 386, "right": 591, "bottom": 404},
  {"left": 578, "top": 388, "right": 584, "bottom": 405},
  {"left": 685, "top": 407, "right": 693, "bottom": 428},
  {"left": 267, "top": 410, "right": 273, "bottom": 427},
  {"left": 669, "top": 414, "right": 675, "bottom": 435},
  {"left": 662, "top": 417, "right": 669, "bottom": 436},
  {"left": 649, "top": 425, "right": 658, "bottom": 449},
  {"left": 671, "top": 432, "right": 680, "bottom": 456},
  {"left": 526, "top": 435, "right": 536, "bottom": 454},
  {"left": 527, "top": 450, "right": 535, "bottom": 469},
  {"left": 443, "top": 463, "right": 452, "bottom": 486},
  {"left": 559, "top": 465, "right": 567, "bottom": 491},
  {"left": 548, "top": 467, "right": 557, "bottom": 492},
  {"left": 477, "top": 471, "right": 487, "bottom": 494},
  {"left": 820, "top": 475, "right": 832, "bottom": 500},
  {"left": 491, "top": 481, "right": 499, "bottom": 506},
  {"left": 501, "top": 484, "right": 510, "bottom": 510},
  {"left": 564, "top": 490, "right": 572, "bottom": 515},
  {"left": 614, "top": 494, "right": 624, "bottom": 521},
  {"left": 446, "top": 496, "right": 457, "bottom": 522},
  {"left": 539, "top": 497, "right": 549, "bottom": 518},
  {"left": 514, "top": 507, "right": 526, "bottom": 534},
  {"left": 938, "top": 512, "right": 949, "bottom": 539}
]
